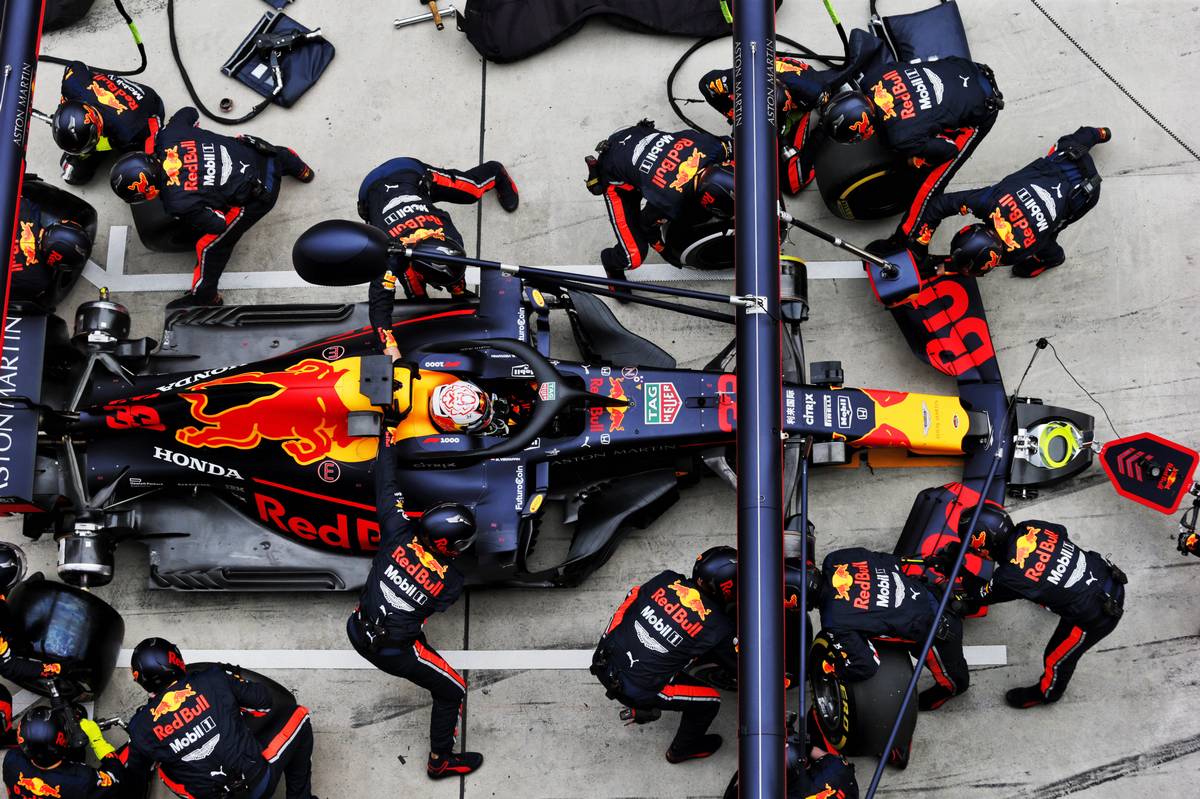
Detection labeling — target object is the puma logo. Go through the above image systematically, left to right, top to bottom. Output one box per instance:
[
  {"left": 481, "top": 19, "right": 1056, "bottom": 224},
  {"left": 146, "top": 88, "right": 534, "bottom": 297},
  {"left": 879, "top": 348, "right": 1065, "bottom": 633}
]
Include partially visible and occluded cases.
[
  {"left": 959, "top": 75, "right": 971, "bottom": 88},
  {"left": 618, "top": 134, "right": 632, "bottom": 145},
  {"left": 238, "top": 161, "right": 250, "bottom": 174},
  {"left": 1052, "top": 182, "right": 1063, "bottom": 199},
  {"left": 384, "top": 183, "right": 399, "bottom": 191},
  {"left": 1085, "top": 571, "right": 1097, "bottom": 586},
  {"left": 909, "top": 588, "right": 921, "bottom": 602},
  {"left": 626, "top": 651, "right": 639, "bottom": 668},
  {"left": 210, "top": 766, "right": 227, "bottom": 779}
]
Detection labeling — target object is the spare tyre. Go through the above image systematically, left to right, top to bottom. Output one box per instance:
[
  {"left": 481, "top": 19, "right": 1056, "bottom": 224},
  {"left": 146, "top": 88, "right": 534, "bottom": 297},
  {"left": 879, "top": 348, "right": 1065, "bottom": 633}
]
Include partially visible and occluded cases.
[
  {"left": 44, "top": 0, "right": 98, "bottom": 32},
  {"left": 812, "top": 127, "right": 922, "bottom": 221},
  {"left": 6, "top": 577, "right": 124, "bottom": 699},
  {"left": 809, "top": 632, "right": 917, "bottom": 763}
]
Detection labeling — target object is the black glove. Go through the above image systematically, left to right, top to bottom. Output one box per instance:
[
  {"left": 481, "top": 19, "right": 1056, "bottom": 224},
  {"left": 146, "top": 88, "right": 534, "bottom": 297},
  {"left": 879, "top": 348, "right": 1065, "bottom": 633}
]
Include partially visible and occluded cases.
[
  {"left": 237, "top": 134, "right": 278, "bottom": 157},
  {"left": 585, "top": 156, "right": 604, "bottom": 196},
  {"left": 1179, "top": 528, "right": 1199, "bottom": 557},
  {"left": 923, "top": 545, "right": 957, "bottom": 578}
]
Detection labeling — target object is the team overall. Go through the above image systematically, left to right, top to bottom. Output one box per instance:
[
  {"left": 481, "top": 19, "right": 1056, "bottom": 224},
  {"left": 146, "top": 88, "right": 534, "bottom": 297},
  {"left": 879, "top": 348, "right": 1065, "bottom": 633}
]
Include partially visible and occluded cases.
[{"left": 4, "top": 748, "right": 123, "bottom": 799}]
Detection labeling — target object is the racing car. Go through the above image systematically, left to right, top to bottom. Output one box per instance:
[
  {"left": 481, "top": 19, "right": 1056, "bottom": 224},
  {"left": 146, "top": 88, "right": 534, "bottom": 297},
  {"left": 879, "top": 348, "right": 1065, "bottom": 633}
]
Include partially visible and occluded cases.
[{"left": 4, "top": 221, "right": 1022, "bottom": 593}]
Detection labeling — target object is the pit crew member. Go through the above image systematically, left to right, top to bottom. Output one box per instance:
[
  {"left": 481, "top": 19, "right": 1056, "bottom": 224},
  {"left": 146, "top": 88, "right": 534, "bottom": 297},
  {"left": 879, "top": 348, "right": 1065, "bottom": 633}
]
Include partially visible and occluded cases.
[
  {"left": 109, "top": 107, "right": 314, "bottom": 308},
  {"left": 8, "top": 196, "right": 91, "bottom": 307},
  {"left": 0, "top": 544, "right": 66, "bottom": 686},
  {"left": 590, "top": 549, "right": 737, "bottom": 763},
  {"left": 3, "top": 706, "right": 123, "bottom": 798}
]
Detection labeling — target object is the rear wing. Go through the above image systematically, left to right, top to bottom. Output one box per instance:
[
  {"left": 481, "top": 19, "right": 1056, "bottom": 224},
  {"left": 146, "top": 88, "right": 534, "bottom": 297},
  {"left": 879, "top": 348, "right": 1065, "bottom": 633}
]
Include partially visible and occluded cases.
[{"left": 0, "top": 310, "right": 46, "bottom": 512}]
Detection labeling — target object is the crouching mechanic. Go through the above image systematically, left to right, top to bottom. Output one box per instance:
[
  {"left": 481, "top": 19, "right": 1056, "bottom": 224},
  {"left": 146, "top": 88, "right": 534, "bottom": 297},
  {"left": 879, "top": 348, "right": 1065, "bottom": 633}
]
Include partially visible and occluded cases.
[
  {"left": 823, "top": 56, "right": 1003, "bottom": 246},
  {"left": 52, "top": 60, "right": 164, "bottom": 185},
  {"left": 109, "top": 107, "right": 314, "bottom": 308},
  {"left": 586, "top": 120, "right": 733, "bottom": 280},
  {"left": 903, "top": 126, "right": 1111, "bottom": 278},
  {"left": 359, "top": 157, "right": 518, "bottom": 358},
  {"left": 8, "top": 196, "right": 91, "bottom": 307},
  {"left": 346, "top": 429, "right": 482, "bottom": 778},
  {"left": 946, "top": 505, "right": 1126, "bottom": 708},
  {"left": 0, "top": 544, "right": 66, "bottom": 688},
  {"left": 814, "top": 547, "right": 969, "bottom": 713},
  {"left": 591, "top": 549, "right": 736, "bottom": 764},
  {"left": 124, "top": 637, "right": 317, "bottom": 799},
  {"left": 3, "top": 706, "right": 123, "bottom": 798},
  {"left": 724, "top": 736, "right": 859, "bottom": 799}
]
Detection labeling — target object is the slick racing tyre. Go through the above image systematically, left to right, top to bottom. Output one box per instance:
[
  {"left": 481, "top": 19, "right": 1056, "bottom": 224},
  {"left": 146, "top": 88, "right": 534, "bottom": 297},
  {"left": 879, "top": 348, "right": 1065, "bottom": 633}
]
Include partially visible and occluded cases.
[
  {"left": 44, "top": 0, "right": 98, "bottom": 32},
  {"left": 812, "top": 127, "right": 922, "bottom": 221},
  {"left": 131, "top": 197, "right": 201, "bottom": 253},
  {"left": 660, "top": 217, "right": 735, "bottom": 271},
  {"left": 6, "top": 577, "right": 124, "bottom": 699},
  {"left": 809, "top": 633, "right": 916, "bottom": 762},
  {"left": 189, "top": 663, "right": 301, "bottom": 740}
]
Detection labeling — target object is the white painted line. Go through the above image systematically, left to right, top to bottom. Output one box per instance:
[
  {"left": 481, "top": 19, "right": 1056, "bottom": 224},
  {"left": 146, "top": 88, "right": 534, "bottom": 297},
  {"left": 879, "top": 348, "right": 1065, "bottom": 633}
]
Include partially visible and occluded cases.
[
  {"left": 105, "top": 226, "right": 128, "bottom": 277},
  {"left": 79, "top": 259, "right": 868, "bottom": 294},
  {"left": 115, "top": 646, "right": 1004, "bottom": 671},
  {"left": 12, "top": 689, "right": 92, "bottom": 718}
]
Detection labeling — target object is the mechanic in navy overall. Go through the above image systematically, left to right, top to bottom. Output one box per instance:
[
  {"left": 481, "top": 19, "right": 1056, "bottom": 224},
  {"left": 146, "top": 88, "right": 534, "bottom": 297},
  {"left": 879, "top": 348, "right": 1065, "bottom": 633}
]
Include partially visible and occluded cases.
[
  {"left": 699, "top": 56, "right": 830, "bottom": 194},
  {"left": 823, "top": 56, "right": 1003, "bottom": 247},
  {"left": 52, "top": 60, "right": 165, "bottom": 186},
  {"left": 108, "top": 107, "right": 315, "bottom": 309},
  {"left": 586, "top": 120, "right": 733, "bottom": 281},
  {"left": 903, "top": 126, "right": 1111, "bottom": 278},
  {"left": 359, "top": 157, "right": 519, "bottom": 358},
  {"left": 8, "top": 196, "right": 92, "bottom": 308},
  {"left": 346, "top": 430, "right": 484, "bottom": 778},
  {"left": 947, "top": 505, "right": 1126, "bottom": 708},
  {"left": 812, "top": 547, "right": 970, "bottom": 713},
  {"left": 590, "top": 548, "right": 737, "bottom": 764},
  {"left": 124, "top": 637, "right": 317, "bottom": 799},
  {"left": 3, "top": 706, "right": 124, "bottom": 799},
  {"left": 724, "top": 724, "right": 860, "bottom": 798}
]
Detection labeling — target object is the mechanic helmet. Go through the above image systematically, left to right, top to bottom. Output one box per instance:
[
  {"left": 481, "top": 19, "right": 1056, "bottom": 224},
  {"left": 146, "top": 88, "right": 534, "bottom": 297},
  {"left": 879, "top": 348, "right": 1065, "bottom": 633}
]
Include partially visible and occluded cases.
[
  {"left": 821, "top": 90, "right": 877, "bottom": 144},
  {"left": 51, "top": 101, "right": 102, "bottom": 155},
  {"left": 109, "top": 151, "right": 163, "bottom": 204},
  {"left": 696, "top": 165, "right": 735, "bottom": 219},
  {"left": 40, "top": 221, "right": 91, "bottom": 270},
  {"left": 950, "top": 224, "right": 1005, "bottom": 276},
  {"left": 410, "top": 241, "right": 467, "bottom": 290},
  {"left": 429, "top": 379, "right": 493, "bottom": 434},
  {"left": 418, "top": 503, "right": 477, "bottom": 558},
  {"left": 957, "top": 503, "right": 1014, "bottom": 561},
  {"left": 0, "top": 542, "right": 26, "bottom": 595},
  {"left": 693, "top": 545, "right": 738, "bottom": 604},
  {"left": 130, "top": 637, "right": 187, "bottom": 693},
  {"left": 17, "top": 707, "right": 69, "bottom": 768}
]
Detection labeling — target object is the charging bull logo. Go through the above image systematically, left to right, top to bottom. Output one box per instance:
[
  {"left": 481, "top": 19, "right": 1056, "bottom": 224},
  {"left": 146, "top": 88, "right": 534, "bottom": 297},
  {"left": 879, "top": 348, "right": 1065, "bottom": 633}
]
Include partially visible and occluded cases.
[
  {"left": 775, "top": 58, "right": 810, "bottom": 75},
  {"left": 88, "top": 80, "right": 127, "bottom": 113},
  {"left": 871, "top": 82, "right": 897, "bottom": 119},
  {"left": 82, "top": 104, "right": 104, "bottom": 134},
  {"left": 849, "top": 112, "right": 875, "bottom": 140},
  {"left": 162, "top": 147, "right": 184, "bottom": 187},
  {"left": 669, "top": 149, "right": 705, "bottom": 191},
  {"left": 128, "top": 172, "right": 159, "bottom": 201},
  {"left": 990, "top": 209, "right": 1020, "bottom": 251},
  {"left": 17, "top": 221, "right": 37, "bottom": 265},
  {"left": 916, "top": 224, "right": 935, "bottom": 246},
  {"left": 399, "top": 227, "right": 445, "bottom": 247},
  {"left": 983, "top": 249, "right": 1002, "bottom": 271},
  {"left": 176, "top": 359, "right": 377, "bottom": 466},
  {"left": 607, "top": 378, "right": 629, "bottom": 431},
  {"left": 1011, "top": 527, "right": 1041, "bottom": 568},
  {"left": 970, "top": 531, "right": 990, "bottom": 559},
  {"left": 1185, "top": 532, "right": 1198, "bottom": 552},
  {"left": 409, "top": 539, "right": 448, "bottom": 579},
  {"left": 830, "top": 563, "right": 854, "bottom": 601},
  {"left": 669, "top": 580, "right": 710, "bottom": 620},
  {"left": 151, "top": 686, "right": 197, "bottom": 721},
  {"left": 15, "top": 774, "right": 62, "bottom": 797},
  {"left": 807, "top": 786, "right": 840, "bottom": 799}
]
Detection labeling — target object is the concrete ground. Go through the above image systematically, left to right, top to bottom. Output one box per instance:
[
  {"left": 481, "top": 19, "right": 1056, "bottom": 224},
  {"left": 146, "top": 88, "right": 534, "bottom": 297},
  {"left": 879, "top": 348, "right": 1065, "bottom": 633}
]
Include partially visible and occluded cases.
[{"left": 3, "top": 0, "right": 1199, "bottom": 796}]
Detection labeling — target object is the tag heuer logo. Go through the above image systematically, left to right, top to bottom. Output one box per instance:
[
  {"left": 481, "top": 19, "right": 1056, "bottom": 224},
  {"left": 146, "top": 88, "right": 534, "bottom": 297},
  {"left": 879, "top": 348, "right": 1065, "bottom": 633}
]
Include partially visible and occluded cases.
[
  {"left": 538, "top": 381, "right": 557, "bottom": 401},
  {"left": 644, "top": 382, "right": 682, "bottom": 425}
]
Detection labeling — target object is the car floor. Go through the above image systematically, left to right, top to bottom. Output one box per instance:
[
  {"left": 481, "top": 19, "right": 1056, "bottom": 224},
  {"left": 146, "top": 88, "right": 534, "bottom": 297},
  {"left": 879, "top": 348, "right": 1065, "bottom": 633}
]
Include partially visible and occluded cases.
[{"left": 3, "top": 0, "right": 1199, "bottom": 796}]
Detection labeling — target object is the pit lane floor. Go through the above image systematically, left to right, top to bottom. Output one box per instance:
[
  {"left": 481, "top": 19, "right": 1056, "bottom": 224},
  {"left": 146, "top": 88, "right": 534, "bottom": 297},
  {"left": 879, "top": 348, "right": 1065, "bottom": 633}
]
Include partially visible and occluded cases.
[{"left": 4, "top": 0, "right": 1200, "bottom": 796}]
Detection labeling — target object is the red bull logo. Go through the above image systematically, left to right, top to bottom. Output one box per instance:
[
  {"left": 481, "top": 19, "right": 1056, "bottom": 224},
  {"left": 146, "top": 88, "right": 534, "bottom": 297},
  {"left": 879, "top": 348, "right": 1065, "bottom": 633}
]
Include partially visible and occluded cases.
[
  {"left": 775, "top": 58, "right": 810, "bottom": 75},
  {"left": 89, "top": 80, "right": 127, "bottom": 113},
  {"left": 871, "top": 81, "right": 897, "bottom": 119},
  {"left": 82, "top": 104, "right": 104, "bottom": 135},
  {"left": 848, "top": 112, "right": 875, "bottom": 141},
  {"left": 162, "top": 146, "right": 183, "bottom": 187},
  {"left": 669, "top": 149, "right": 705, "bottom": 191},
  {"left": 127, "top": 171, "right": 159, "bottom": 201},
  {"left": 990, "top": 208, "right": 1020, "bottom": 251},
  {"left": 18, "top": 221, "right": 37, "bottom": 264},
  {"left": 916, "top": 224, "right": 935, "bottom": 246},
  {"left": 399, "top": 227, "right": 445, "bottom": 247},
  {"left": 983, "top": 249, "right": 1002, "bottom": 271},
  {"left": 176, "top": 359, "right": 375, "bottom": 467},
  {"left": 607, "top": 378, "right": 629, "bottom": 431},
  {"left": 1158, "top": 463, "right": 1179, "bottom": 491},
  {"left": 1011, "top": 527, "right": 1040, "bottom": 568},
  {"left": 969, "top": 530, "right": 990, "bottom": 558},
  {"left": 1185, "top": 532, "right": 1198, "bottom": 552},
  {"left": 409, "top": 538, "right": 448, "bottom": 579},
  {"left": 830, "top": 563, "right": 854, "bottom": 601},
  {"left": 669, "top": 580, "right": 711, "bottom": 620},
  {"left": 648, "top": 583, "right": 706, "bottom": 637},
  {"left": 151, "top": 686, "right": 197, "bottom": 721},
  {"left": 16, "top": 774, "right": 62, "bottom": 797}
]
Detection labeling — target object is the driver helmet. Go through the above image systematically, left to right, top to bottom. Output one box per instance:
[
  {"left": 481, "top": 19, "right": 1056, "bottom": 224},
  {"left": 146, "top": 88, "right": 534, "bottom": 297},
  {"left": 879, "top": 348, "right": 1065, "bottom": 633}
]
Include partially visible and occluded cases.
[
  {"left": 821, "top": 90, "right": 877, "bottom": 144},
  {"left": 52, "top": 101, "right": 102, "bottom": 155},
  {"left": 696, "top": 165, "right": 735, "bottom": 219},
  {"left": 950, "top": 223, "right": 1005, "bottom": 276},
  {"left": 430, "top": 379, "right": 493, "bottom": 434},
  {"left": 418, "top": 503, "right": 477, "bottom": 558},
  {"left": 958, "top": 503, "right": 1014, "bottom": 561},
  {"left": 0, "top": 542, "right": 27, "bottom": 595},
  {"left": 693, "top": 545, "right": 737, "bottom": 604},
  {"left": 130, "top": 637, "right": 187, "bottom": 693},
  {"left": 17, "top": 707, "right": 69, "bottom": 768}
]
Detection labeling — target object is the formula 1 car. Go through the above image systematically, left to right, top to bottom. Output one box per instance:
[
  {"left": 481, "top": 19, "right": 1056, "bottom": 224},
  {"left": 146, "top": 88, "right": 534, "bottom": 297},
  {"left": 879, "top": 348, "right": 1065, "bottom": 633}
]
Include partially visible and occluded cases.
[{"left": 4, "top": 221, "right": 1013, "bottom": 593}]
